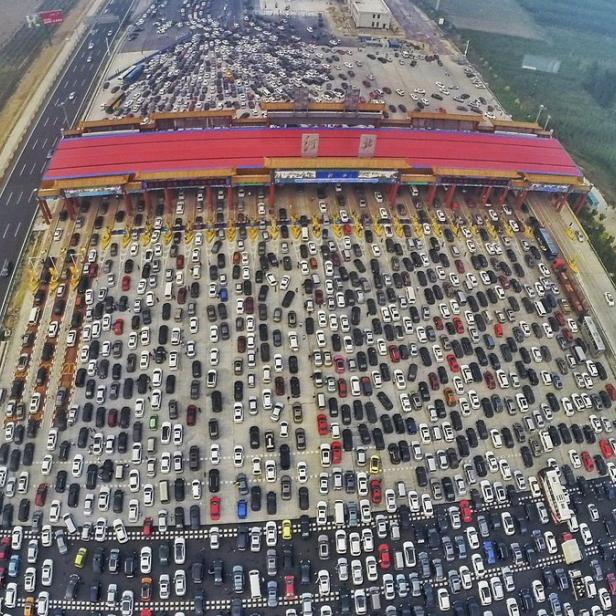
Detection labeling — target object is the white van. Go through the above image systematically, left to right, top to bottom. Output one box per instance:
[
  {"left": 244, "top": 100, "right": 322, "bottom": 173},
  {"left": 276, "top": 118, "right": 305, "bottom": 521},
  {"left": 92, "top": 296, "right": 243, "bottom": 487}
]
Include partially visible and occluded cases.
[
  {"left": 301, "top": 227, "right": 309, "bottom": 241},
  {"left": 164, "top": 281, "right": 173, "bottom": 300},
  {"left": 405, "top": 287, "right": 416, "bottom": 304},
  {"left": 534, "top": 300, "right": 547, "bottom": 317},
  {"left": 28, "top": 308, "right": 40, "bottom": 325},
  {"left": 316, "top": 393, "right": 326, "bottom": 410},
  {"left": 539, "top": 430, "right": 554, "bottom": 453},
  {"left": 114, "top": 463, "right": 125, "bottom": 481},
  {"left": 159, "top": 480, "right": 170, "bottom": 504},
  {"left": 334, "top": 500, "right": 346, "bottom": 525},
  {"left": 63, "top": 513, "right": 77, "bottom": 535},
  {"left": 249, "top": 569, "right": 262, "bottom": 598}
]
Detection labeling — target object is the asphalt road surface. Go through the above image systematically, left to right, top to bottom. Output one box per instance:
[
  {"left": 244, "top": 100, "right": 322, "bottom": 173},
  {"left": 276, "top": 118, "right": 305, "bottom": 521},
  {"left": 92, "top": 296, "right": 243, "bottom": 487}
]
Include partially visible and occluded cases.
[{"left": 0, "top": 0, "right": 133, "bottom": 314}]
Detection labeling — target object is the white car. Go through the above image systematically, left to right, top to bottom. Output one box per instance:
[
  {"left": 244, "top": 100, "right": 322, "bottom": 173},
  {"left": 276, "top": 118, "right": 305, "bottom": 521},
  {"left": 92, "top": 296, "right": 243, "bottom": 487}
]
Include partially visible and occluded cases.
[
  {"left": 140, "top": 547, "right": 152, "bottom": 574},
  {"left": 41, "top": 559, "right": 54, "bottom": 586}
]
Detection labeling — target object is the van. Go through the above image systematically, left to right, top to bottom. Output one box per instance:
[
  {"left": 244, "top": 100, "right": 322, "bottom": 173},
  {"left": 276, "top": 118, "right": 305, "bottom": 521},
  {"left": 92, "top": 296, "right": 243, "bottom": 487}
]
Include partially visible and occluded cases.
[
  {"left": 301, "top": 227, "right": 309, "bottom": 242},
  {"left": 164, "top": 281, "right": 173, "bottom": 300},
  {"left": 405, "top": 287, "right": 416, "bottom": 304},
  {"left": 455, "top": 290, "right": 467, "bottom": 306},
  {"left": 534, "top": 301, "right": 547, "bottom": 317},
  {"left": 174, "top": 307, "right": 183, "bottom": 322},
  {"left": 28, "top": 308, "right": 40, "bottom": 325},
  {"left": 483, "top": 310, "right": 493, "bottom": 324},
  {"left": 572, "top": 345, "right": 586, "bottom": 364},
  {"left": 316, "top": 393, "right": 326, "bottom": 410},
  {"left": 539, "top": 430, "right": 553, "bottom": 453},
  {"left": 147, "top": 437, "right": 156, "bottom": 454},
  {"left": 115, "top": 463, "right": 125, "bottom": 481},
  {"left": 159, "top": 480, "right": 170, "bottom": 504},
  {"left": 334, "top": 500, "right": 346, "bottom": 525},
  {"left": 63, "top": 513, "right": 77, "bottom": 535},
  {"left": 394, "top": 550, "right": 405, "bottom": 571},
  {"left": 249, "top": 569, "right": 262, "bottom": 598},
  {"left": 369, "top": 587, "right": 382, "bottom": 611}
]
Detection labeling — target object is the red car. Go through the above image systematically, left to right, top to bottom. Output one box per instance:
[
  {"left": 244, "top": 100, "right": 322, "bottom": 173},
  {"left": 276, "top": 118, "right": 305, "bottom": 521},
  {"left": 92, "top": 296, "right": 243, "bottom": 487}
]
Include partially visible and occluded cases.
[
  {"left": 176, "top": 255, "right": 184, "bottom": 269},
  {"left": 121, "top": 275, "right": 131, "bottom": 291},
  {"left": 314, "top": 290, "right": 324, "bottom": 305},
  {"left": 554, "top": 311, "right": 566, "bottom": 327},
  {"left": 433, "top": 316, "right": 444, "bottom": 330},
  {"left": 453, "top": 317, "right": 464, "bottom": 334},
  {"left": 113, "top": 319, "right": 124, "bottom": 336},
  {"left": 494, "top": 323, "right": 503, "bottom": 338},
  {"left": 388, "top": 345, "right": 400, "bottom": 363},
  {"left": 446, "top": 354, "right": 460, "bottom": 372},
  {"left": 334, "top": 355, "right": 345, "bottom": 374},
  {"left": 484, "top": 371, "right": 496, "bottom": 390},
  {"left": 428, "top": 372, "right": 439, "bottom": 391},
  {"left": 337, "top": 378, "right": 348, "bottom": 398},
  {"left": 607, "top": 384, "right": 616, "bottom": 402},
  {"left": 186, "top": 404, "right": 197, "bottom": 426},
  {"left": 107, "top": 408, "right": 118, "bottom": 427},
  {"left": 317, "top": 414, "right": 328, "bottom": 436},
  {"left": 600, "top": 439, "right": 613, "bottom": 459},
  {"left": 331, "top": 441, "right": 342, "bottom": 465},
  {"left": 581, "top": 451, "right": 594, "bottom": 472},
  {"left": 370, "top": 479, "right": 382, "bottom": 504},
  {"left": 34, "top": 483, "right": 48, "bottom": 507},
  {"left": 210, "top": 496, "right": 221, "bottom": 520},
  {"left": 459, "top": 499, "right": 473, "bottom": 523},
  {"left": 143, "top": 517, "right": 153, "bottom": 537},
  {"left": 0, "top": 537, "right": 10, "bottom": 560},
  {"left": 378, "top": 543, "right": 391, "bottom": 570},
  {"left": 0, "top": 566, "right": 6, "bottom": 588},
  {"left": 607, "top": 572, "right": 616, "bottom": 596},
  {"left": 284, "top": 575, "right": 296, "bottom": 598}
]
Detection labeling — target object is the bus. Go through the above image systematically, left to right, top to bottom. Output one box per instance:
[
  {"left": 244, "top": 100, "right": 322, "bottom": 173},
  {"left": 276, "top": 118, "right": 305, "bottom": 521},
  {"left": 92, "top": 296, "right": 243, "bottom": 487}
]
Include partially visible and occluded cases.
[
  {"left": 103, "top": 91, "right": 125, "bottom": 114},
  {"left": 534, "top": 227, "right": 560, "bottom": 259},
  {"left": 581, "top": 315, "right": 606, "bottom": 356},
  {"left": 539, "top": 468, "right": 571, "bottom": 523}
]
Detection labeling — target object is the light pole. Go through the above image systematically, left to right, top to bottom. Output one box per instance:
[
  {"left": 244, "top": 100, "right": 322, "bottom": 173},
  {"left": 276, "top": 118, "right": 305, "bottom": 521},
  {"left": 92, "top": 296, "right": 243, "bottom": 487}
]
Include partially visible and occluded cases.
[
  {"left": 105, "top": 35, "right": 111, "bottom": 57},
  {"left": 463, "top": 39, "right": 470, "bottom": 57},
  {"left": 535, "top": 104, "right": 545, "bottom": 124},
  {"left": 544, "top": 114, "right": 552, "bottom": 131}
]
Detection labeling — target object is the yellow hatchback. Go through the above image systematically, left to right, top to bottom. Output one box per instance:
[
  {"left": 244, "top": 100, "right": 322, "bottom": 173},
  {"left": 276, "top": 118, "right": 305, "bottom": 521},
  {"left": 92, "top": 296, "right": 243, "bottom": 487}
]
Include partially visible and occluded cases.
[
  {"left": 369, "top": 455, "right": 382, "bottom": 475},
  {"left": 281, "top": 519, "right": 293, "bottom": 540},
  {"left": 74, "top": 547, "right": 87, "bottom": 568}
]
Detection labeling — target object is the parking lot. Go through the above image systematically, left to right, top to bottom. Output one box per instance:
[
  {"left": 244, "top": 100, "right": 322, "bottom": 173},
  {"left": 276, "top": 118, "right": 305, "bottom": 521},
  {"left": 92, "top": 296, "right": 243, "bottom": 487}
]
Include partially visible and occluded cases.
[
  {"left": 91, "top": 0, "right": 504, "bottom": 121},
  {"left": 2, "top": 183, "right": 616, "bottom": 615}
]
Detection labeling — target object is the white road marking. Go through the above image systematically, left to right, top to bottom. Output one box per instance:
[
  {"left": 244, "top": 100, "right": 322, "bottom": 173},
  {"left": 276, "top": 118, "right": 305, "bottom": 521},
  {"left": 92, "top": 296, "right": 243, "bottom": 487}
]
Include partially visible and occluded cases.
[
  {"left": 14, "top": 222, "right": 22, "bottom": 237},
  {"left": 2, "top": 224, "right": 9, "bottom": 239}
]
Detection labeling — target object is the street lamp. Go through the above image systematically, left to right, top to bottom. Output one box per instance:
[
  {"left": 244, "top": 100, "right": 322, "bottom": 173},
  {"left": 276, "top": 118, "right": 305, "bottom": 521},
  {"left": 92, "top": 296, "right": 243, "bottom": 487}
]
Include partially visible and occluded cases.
[
  {"left": 463, "top": 40, "right": 470, "bottom": 57},
  {"left": 535, "top": 104, "right": 545, "bottom": 124},
  {"left": 544, "top": 114, "right": 552, "bottom": 131}
]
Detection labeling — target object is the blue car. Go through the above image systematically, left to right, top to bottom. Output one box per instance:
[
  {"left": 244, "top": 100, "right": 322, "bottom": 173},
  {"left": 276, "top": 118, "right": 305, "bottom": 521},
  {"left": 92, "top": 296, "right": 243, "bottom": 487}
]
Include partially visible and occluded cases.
[
  {"left": 219, "top": 288, "right": 228, "bottom": 302},
  {"left": 237, "top": 499, "right": 247, "bottom": 519},
  {"left": 482, "top": 540, "right": 496, "bottom": 565},
  {"left": 8, "top": 554, "right": 20, "bottom": 577}
]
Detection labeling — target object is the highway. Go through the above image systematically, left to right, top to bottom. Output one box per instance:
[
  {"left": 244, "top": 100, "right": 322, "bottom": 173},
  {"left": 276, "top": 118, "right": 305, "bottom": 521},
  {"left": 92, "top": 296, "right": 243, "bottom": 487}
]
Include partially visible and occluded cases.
[{"left": 0, "top": 0, "right": 133, "bottom": 314}]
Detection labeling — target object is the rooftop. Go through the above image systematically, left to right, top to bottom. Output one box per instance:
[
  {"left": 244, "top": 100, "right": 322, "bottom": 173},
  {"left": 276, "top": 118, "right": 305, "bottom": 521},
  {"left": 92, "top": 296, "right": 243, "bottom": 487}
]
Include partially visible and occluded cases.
[{"left": 43, "top": 126, "right": 582, "bottom": 185}]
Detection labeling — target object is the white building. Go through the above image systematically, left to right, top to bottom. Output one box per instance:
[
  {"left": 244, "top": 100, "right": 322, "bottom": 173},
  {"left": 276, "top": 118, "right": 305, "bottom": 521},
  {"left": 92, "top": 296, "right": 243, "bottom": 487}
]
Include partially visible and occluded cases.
[{"left": 349, "top": 0, "right": 392, "bottom": 30}]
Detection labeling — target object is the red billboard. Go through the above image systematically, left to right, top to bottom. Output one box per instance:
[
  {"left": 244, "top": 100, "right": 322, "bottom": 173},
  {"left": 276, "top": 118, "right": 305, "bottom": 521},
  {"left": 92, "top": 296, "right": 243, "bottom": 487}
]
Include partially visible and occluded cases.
[{"left": 39, "top": 10, "right": 64, "bottom": 25}]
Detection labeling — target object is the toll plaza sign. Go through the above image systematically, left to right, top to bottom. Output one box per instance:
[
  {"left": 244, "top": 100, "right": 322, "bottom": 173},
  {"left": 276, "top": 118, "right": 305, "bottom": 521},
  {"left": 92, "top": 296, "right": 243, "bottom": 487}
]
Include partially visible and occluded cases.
[{"left": 275, "top": 169, "right": 398, "bottom": 184}]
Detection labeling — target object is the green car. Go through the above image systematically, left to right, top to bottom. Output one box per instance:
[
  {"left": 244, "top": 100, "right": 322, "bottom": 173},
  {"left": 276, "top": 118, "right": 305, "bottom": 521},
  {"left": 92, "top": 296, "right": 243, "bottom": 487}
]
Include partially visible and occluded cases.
[{"left": 149, "top": 415, "right": 158, "bottom": 430}]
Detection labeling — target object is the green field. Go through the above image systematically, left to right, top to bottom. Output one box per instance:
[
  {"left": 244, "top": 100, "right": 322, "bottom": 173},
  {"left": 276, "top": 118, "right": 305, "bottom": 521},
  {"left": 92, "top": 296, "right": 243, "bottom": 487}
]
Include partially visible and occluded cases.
[{"left": 420, "top": 0, "right": 616, "bottom": 204}]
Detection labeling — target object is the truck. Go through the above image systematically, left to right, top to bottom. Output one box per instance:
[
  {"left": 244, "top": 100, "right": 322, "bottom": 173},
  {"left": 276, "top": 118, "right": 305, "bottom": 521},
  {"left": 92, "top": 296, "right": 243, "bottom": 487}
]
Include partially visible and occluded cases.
[
  {"left": 123, "top": 63, "right": 144, "bottom": 85},
  {"left": 534, "top": 227, "right": 560, "bottom": 259},
  {"left": 553, "top": 258, "right": 587, "bottom": 315},
  {"left": 561, "top": 533, "right": 582, "bottom": 565}
]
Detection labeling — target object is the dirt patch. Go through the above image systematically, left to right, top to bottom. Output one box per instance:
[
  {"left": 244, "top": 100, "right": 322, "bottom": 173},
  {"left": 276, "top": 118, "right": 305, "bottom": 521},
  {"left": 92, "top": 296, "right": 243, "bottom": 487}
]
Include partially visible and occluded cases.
[
  {"left": 0, "top": 0, "right": 43, "bottom": 49},
  {"left": 438, "top": 0, "right": 543, "bottom": 40}
]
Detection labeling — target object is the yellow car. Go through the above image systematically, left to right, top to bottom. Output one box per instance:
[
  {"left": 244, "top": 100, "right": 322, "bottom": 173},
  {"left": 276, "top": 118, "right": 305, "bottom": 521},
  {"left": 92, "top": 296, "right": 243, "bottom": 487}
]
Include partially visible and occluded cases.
[
  {"left": 369, "top": 455, "right": 382, "bottom": 475},
  {"left": 281, "top": 519, "right": 293, "bottom": 540},
  {"left": 74, "top": 547, "right": 87, "bottom": 568},
  {"left": 24, "top": 597, "right": 34, "bottom": 616}
]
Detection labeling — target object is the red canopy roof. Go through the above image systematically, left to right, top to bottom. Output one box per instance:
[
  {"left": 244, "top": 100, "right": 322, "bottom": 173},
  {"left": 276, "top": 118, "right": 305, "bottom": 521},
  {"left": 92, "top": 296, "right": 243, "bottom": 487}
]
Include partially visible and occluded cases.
[{"left": 45, "top": 127, "right": 581, "bottom": 180}]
